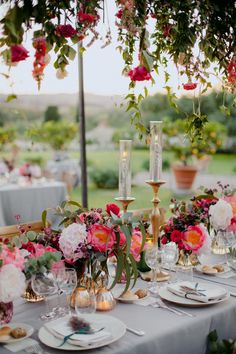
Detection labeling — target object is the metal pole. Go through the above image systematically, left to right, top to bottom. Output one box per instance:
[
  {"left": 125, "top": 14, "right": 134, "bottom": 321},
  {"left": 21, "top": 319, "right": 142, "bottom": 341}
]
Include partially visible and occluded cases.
[{"left": 77, "top": 42, "right": 88, "bottom": 208}]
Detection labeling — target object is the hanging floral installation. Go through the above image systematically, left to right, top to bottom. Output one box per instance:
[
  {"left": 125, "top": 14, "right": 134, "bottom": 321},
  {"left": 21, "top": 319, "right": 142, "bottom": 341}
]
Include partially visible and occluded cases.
[{"left": 0, "top": 0, "right": 235, "bottom": 139}]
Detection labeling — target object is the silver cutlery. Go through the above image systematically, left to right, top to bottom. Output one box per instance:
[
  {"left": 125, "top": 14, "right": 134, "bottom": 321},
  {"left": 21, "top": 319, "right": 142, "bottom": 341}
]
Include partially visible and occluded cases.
[
  {"left": 151, "top": 299, "right": 194, "bottom": 317},
  {"left": 126, "top": 327, "right": 145, "bottom": 336},
  {"left": 25, "top": 342, "right": 49, "bottom": 354}
]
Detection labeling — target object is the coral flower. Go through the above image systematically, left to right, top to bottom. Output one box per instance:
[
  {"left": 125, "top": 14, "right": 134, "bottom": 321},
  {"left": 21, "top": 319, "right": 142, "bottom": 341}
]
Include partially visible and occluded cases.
[
  {"left": 11, "top": 45, "right": 29, "bottom": 63},
  {"left": 128, "top": 65, "right": 152, "bottom": 81},
  {"left": 183, "top": 82, "right": 197, "bottom": 90},
  {"left": 88, "top": 224, "right": 115, "bottom": 252},
  {"left": 182, "top": 225, "right": 207, "bottom": 252},
  {"left": 130, "top": 230, "right": 144, "bottom": 261}
]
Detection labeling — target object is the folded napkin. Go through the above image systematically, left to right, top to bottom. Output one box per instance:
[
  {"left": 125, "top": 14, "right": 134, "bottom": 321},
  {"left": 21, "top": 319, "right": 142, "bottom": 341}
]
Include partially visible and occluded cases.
[
  {"left": 167, "top": 281, "right": 227, "bottom": 303},
  {"left": 44, "top": 316, "right": 111, "bottom": 347}
]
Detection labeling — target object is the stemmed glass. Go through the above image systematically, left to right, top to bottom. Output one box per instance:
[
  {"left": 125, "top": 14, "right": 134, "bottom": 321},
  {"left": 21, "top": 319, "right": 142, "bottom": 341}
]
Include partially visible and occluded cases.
[
  {"left": 161, "top": 242, "right": 179, "bottom": 282},
  {"left": 145, "top": 243, "right": 161, "bottom": 294},
  {"left": 52, "top": 268, "right": 77, "bottom": 316},
  {"left": 31, "top": 271, "right": 58, "bottom": 320},
  {"left": 75, "top": 288, "right": 96, "bottom": 316}
]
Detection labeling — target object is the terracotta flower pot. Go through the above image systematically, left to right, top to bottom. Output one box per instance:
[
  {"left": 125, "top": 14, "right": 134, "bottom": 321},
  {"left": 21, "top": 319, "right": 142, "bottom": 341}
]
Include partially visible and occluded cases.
[{"left": 172, "top": 165, "right": 198, "bottom": 190}]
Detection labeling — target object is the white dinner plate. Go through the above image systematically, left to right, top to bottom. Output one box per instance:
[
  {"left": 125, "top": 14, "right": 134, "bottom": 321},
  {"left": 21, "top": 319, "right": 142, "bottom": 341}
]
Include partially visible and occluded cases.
[
  {"left": 195, "top": 264, "right": 231, "bottom": 276},
  {"left": 159, "top": 285, "right": 230, "bottom": 307},
  {"left": 38, "top": 314, "right": 126, "bottom": 351},
  {"left": 0, "top": 323, "right": 34, "bottom": 343}
]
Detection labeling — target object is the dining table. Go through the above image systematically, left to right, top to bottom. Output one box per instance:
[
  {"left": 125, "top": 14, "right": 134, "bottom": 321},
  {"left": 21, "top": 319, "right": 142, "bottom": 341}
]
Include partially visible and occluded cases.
[
  {"left": 0, "top": 181, "right": 67, "bottom": 227},
  {"left": 1, "top": 257, "right": 236, "bottom": 354}
]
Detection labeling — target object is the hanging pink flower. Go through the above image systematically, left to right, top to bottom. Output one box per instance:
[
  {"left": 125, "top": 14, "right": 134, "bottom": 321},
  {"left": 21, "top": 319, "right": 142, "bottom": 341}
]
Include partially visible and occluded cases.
[
  {"left": 116, "top": 9, "right": 123, "bottom": 19},
  {"left": 77, "top": 11, "right": 98, "bottom": 23},
  {"left": 56, "top": 24, "right": 77, "bottom": 38},
  {"left": 33, "top": 37, "right": 46, "bottom": 57},
  {"left": 11, "top": 45, "right": 29, "bottom": 63},
  {"left": 228, "top": 60, "right": 236, "bottom": 84},
  {"left": 128, "top": 65, "right": 152, "bottom": 81},
  {"left": 183, "top": 82, "right": 197, "bottom": 90},
  {"left": 88, "top": 224, "right": 115, "bottom": 252},
  {"left": 182, "top": 225, "right": 207, "bottom": 252}
]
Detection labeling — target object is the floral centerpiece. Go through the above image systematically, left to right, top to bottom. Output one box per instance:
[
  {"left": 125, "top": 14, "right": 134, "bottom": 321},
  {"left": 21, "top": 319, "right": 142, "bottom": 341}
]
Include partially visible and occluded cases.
[
  {"left": 23, "top": 201, "right": 146, "bottom": 294},
  {"left": 0, "top": 244, "right": 26, "bottom": 324}
]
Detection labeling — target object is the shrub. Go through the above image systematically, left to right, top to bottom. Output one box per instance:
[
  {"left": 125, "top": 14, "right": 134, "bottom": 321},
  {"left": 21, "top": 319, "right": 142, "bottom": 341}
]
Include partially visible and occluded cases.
[{"left": 90, "top": 169, "right": 118, "bottom": 189}]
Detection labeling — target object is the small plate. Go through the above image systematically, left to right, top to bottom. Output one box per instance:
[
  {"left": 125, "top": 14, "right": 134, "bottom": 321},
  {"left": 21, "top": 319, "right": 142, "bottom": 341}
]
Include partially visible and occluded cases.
[
  {"left": 195, "top": 264, "right": 230, "bottom": 276},
  {"left": 116, "top": 292, "right": 149, "bottom": 303},
  {"left": 0, "top": 323, "right": 34, "bottom": 343}
]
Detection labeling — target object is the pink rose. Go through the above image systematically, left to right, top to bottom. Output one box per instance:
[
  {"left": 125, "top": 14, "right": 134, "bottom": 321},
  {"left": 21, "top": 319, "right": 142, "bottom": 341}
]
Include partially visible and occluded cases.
[
  {"left": 56, "top": 25, "right": 77, "bottom": 38},
  {"left": 11, "top": 45, "right": 29, "bottom": 63},
  {"left": 128, "top": 66, "right": 152, "bottom": 81},
  {"left": 183, "top": 82, "right": 197, "bottom": 90},
  {"left": 106, "top": 203, "right": 120, "bottom": 216},
  {"left": 88, "top": 224, "right": 115, "bottom": 252},
  {"left": 182, "top": 225, "right": 207, "bottom": 252},
  {"left": 130, "top": 230, "right": 143, "bottom": 261},
  {"left": 170, "top": 230, "right": 183, "bottom": 243},
  {"left": 0, "top": 245, "right": 25, "bottom": 270}
]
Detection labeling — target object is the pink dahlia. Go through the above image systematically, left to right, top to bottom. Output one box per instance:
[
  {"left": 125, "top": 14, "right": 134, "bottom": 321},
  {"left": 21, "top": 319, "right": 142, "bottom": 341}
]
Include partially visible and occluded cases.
[
  {"left": 128, "top": 66, "right": 152, "bottom": 81},
  {"left": 88, "top": 224, "right": 115, "bottom": 252},
  {"left": 182, "top": 225, "right": 207, "bottom": 252}
]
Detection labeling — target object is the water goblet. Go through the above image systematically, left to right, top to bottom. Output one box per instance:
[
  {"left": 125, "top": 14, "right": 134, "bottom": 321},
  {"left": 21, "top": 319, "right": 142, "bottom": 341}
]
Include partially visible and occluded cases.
[
  {"left": 161, "top": 242, "right": 179, "bottom": 282},
  {"left": 145, "top": 243, "right": 160, "bottom": 294},
  {"left": 31, "top": 271, "right": 58, "bottom": 320},
  {"left": 75, "top": 287, "right": 96, "bottom": 316}
]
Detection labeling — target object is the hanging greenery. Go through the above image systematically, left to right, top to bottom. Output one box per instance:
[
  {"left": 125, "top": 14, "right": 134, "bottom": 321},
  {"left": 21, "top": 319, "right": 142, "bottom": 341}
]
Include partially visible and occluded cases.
[{"left": 0, "top": 1, "right": 235, "bottom": 139}]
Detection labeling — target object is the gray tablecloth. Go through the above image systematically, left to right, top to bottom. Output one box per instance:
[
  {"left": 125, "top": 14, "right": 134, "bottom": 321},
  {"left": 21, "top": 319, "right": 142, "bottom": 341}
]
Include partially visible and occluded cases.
[
  {"left": 0, "top": 182, "right": 67, "bottom": 226},
  {"left": 2, "top": 268, "right": 236, "bottom": 354}
]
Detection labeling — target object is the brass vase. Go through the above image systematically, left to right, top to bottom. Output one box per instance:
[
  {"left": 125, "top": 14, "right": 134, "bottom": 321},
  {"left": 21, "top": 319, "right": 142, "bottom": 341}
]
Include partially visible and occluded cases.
[
  {"left": 177, "top": 250, "right": 199, "bottom": 267},
  {"left": 23, "top": 280, "right": 44, "bottom": 303}
]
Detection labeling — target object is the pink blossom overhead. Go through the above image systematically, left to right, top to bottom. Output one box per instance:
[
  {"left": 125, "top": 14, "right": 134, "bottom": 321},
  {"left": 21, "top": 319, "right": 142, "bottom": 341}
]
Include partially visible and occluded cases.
[
  {"left": 77, "top": 11, "right": 98, "bottom": 23},
  {"left": 56, "top": 24, "right": 77, "bottom": 38},
  {"left": 11, "top": 44, "right": 29, "bottom": 63},
  {"left": 128, "top": 66, "right": 152, "bottom": 81},
  {"left": 183, "top": 82, "right": 197, "bottom": 90}
]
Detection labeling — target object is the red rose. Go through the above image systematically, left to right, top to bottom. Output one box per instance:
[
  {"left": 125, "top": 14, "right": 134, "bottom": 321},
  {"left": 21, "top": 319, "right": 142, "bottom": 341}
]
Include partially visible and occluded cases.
[
  {"left": 116, "top": 9, "right": 123, "bottom": 19},
  {"left": 77, "top": 11, "right": 98, "bottom": 23},
  {"left": 56, "top": 25, "right": 77, "bottom": 38},
  {"left": 11, "top": 45, "right": 29, "bottom": 63},
  {"left": 228, "top": 60, "right": 236, "bottom": 84},
  {"left": 128, "top": 66, "right": 152, "bottom": 81},
  {"left": 183, "top": 82, "right": 197, "bottom": 90},
  {"left": 106, "top": 203, "right": 120, "bottom": 216},
  {"left": 170, "top": 230, "right": 183, "bottom": 243},
  {"left": 161, "top": 236, "right": 168, "bottom": 244},
  {"left": 22, "top": 241, "right": 36, "bottom": 255},
  {"left": 177, "top": 241, "right": 185, "bottom": 250}
]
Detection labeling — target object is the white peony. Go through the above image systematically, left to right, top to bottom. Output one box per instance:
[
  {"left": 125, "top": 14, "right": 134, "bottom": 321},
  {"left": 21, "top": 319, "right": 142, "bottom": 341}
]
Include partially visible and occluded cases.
[
  {"left": 209, "top": 199, "right": 233, "bottom": 231},
  {"left": 59, "top": 223, "right": 87, "bottom": 262},
  {"left": 0, "top": 264, "right": 26, "bottom": 303}
]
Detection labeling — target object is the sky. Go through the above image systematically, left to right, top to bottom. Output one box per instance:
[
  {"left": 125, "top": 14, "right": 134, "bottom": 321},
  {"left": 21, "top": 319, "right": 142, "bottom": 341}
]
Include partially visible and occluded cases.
[{"left": 0, "top": 2, "right": 220, "bottom": 97}]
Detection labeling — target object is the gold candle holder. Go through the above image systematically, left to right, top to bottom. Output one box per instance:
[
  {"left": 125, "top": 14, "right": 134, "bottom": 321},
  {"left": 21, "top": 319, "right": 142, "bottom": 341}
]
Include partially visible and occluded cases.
[
  {"left": 146, "top": 179, "right": 169, "bottom": 282},
  {"left": 115, "top": 197, "right": 135, "bottom": 214}
]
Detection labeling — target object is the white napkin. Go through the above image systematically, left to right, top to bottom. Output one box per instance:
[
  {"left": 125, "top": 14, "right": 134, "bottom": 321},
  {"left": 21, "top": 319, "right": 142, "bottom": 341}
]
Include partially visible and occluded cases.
[
  {"left": 167, "top": 281, "right": 227, "bottom": 303},
  {"left": 134, "top": 296, "right": 157, "bottom": 306},
  {"left": 44, "top": 316, "right": 111, "bottom": 347},
  {"left": 4, "top": 338, "right": 38, "bottom": 353}
]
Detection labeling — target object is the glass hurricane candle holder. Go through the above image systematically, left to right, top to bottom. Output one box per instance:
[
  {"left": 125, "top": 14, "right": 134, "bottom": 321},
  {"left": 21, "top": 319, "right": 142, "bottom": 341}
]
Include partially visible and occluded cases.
[
  {"left": 149, "top": 121, "right": 162, "bottom": 182},
  {"left": 119, "top": 140, "right": 132, "bottom": 199},
  {"left": 96, "top": 288, "right": 116, "bottom": 311}
]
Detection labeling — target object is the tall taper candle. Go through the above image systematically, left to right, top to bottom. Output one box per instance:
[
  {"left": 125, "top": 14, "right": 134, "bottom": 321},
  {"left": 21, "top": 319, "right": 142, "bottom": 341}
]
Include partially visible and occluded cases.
[
  {"left": 149, "top": 121, "right": 162, "bottom": 181},
  {"left": 119, "top": 140, "right": 132, "bottom": 198}
]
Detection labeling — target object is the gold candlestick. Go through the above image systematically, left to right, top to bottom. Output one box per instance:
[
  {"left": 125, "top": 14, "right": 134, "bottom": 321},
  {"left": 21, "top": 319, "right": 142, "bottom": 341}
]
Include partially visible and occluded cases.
[
  {"left": 146, "top": 180, "right": 166, "bottom": 244},
  {"left": 146, "top": 180, "right": 169, "bottom": 281},
  {"left": 115, "top": 197, "right": 135, "bottom": 214}
]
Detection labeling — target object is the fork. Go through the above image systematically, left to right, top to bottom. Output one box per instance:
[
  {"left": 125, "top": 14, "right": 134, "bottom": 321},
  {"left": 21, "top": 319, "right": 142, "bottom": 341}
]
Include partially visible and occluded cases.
[
  {"left": 152, "top": 299, "right": 195, "bottom": 317},
  {"left": 25, "top": 343, "right": 49, "bottom": 354}
]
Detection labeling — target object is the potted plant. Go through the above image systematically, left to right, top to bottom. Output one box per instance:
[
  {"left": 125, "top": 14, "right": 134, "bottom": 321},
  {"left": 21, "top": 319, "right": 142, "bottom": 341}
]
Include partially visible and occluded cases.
[{"left": 164, "top": 119, "right": 226, "bottom": 190}]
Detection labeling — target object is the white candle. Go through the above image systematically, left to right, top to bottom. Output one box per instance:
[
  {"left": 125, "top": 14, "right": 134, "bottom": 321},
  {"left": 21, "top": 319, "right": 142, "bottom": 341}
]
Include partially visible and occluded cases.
[
  {"left": 150, "top": 121, "right": 162, "bottom": 181},
  {"left": 119, "top": 140, "right": 132, "bottom": 199}
]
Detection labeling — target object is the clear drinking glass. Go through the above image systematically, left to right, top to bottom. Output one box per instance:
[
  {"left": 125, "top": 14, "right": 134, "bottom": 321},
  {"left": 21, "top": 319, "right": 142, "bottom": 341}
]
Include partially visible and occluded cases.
[
  {"left": 161, "top": 242, "right": 179, "bottom": 282},
  {"left": 145, "top": 243, "right": 160, "bottom": 293},
  {"left": 52, "top": 268, "right": 77, "bottom": 316},
  {"left": 31, "top": 271, "right": 58, "bottom": 320},
  {"left": 75, "top": 288, "right": 96, "bottom": 316}
]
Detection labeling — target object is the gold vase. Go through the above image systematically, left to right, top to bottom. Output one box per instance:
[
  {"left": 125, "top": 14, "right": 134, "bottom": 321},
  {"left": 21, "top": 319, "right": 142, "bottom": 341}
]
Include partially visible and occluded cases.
[
  {"left": 177, "top": 250, "right": 199, "bottom": 267},
  {"left": 23, "top": 280, "right": 44, "bottom": 303}
]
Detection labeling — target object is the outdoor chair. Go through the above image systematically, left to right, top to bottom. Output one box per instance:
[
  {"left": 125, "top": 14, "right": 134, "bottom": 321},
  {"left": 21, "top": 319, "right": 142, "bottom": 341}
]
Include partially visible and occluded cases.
[{"left": 0, "top": 220, "right": 49, "bottom": 240}]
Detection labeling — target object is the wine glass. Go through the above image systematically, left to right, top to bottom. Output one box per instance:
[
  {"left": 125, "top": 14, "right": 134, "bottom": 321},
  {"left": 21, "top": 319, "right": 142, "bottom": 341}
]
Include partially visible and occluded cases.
[
  {"left": 161, "top": 242, "right": 179, "bottom": 282},
  {"left": 145, "top": 243, "right": 160, "bottom": 293},
  {"left": 52, "top": 268, "right": 77, "bottom": 316},
  {"left": 31, "top": 271, "right": 58, "bottom": 320},
  {"left": 75, "top": 288, "right": 96, "bottom": 316}
]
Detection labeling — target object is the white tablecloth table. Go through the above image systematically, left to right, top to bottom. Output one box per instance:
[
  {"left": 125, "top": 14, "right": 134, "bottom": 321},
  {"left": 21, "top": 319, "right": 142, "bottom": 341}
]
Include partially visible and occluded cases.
[
  {"left": 0, "top": 181, "right": 67, "bottom": 226},
  {"left": 2, "top": 268, "right": 236, "bottom": 354}
]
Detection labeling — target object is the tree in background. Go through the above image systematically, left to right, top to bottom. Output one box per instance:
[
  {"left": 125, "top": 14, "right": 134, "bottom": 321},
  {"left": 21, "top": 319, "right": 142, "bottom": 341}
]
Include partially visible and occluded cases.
[{"left": 44, "top": 106, "right": 61, "bottom": 123}]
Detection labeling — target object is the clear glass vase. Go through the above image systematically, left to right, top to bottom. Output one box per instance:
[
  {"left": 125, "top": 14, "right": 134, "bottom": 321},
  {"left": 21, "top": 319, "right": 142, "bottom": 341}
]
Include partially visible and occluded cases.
[{"left": 0, "top": 301, "right": 13, "bottom": 325}]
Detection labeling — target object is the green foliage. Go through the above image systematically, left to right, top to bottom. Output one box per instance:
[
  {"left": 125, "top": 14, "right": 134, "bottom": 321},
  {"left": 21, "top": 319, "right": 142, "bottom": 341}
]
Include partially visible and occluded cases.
[
  {"left": 44, "top": 106, "right": 61, "bottom": 123},
  {"left": 28, "top": 120, "right": 78, "bottom": 150},
  {"left": 0, "top": 126, "right": 16, "bottom": 150},
  {"left": 24, "top": 156, "right": 44, "bottom": 166},
  {"left": 90, "top": 169, "right": 118, "bottom": 189},
  {"left": 24, "top": 252, "right": 62, "bottom": 280},
  {"left": 207, "top": 330, "right": 236, "bottom": 354}
]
